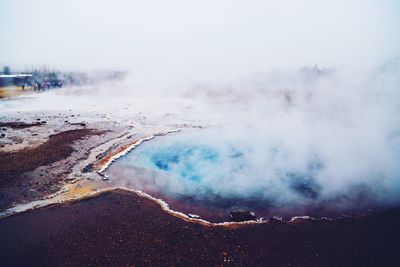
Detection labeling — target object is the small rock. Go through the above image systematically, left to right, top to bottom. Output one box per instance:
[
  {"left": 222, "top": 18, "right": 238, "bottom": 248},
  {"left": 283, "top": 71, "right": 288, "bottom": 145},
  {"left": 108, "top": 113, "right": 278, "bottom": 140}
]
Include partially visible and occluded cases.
[
  {"left": 71, "top": 122, "right": 86, "bottom": 127},
  {"left": 82, "top": 164, "right": 93, "bottom": 173},
  {"left": 98, "top": 172, "right": 109, "bottom": 181},
  {"left": 230, "top": 210, "right": 256, "bottom": 222},
  {"left": 188, "top": 214, "right": 201, "bottom": 219},
  {"left": 270, "top": 216, "right": 284, "bottom": 223}
]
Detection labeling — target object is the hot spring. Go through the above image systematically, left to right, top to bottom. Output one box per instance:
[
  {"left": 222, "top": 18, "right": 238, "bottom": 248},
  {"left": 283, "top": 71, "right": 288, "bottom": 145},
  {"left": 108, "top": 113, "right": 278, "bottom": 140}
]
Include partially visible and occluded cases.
[{"left": 105, "top": 128, "right": 397, "bottom": 222}]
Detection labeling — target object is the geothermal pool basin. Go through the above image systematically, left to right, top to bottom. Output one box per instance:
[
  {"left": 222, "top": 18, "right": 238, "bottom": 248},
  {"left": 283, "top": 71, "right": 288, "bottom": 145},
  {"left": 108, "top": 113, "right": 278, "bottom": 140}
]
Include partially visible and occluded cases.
[{"left": 105, "top": 129, "right": 376, "bottom": 222}]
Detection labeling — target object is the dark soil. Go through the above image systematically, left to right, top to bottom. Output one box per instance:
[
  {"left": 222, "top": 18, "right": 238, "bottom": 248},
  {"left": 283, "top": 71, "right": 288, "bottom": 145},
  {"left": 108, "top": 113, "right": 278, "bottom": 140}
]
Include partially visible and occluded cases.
[{"left": 0, "top": 189, "right": 398, "bottom": 267}]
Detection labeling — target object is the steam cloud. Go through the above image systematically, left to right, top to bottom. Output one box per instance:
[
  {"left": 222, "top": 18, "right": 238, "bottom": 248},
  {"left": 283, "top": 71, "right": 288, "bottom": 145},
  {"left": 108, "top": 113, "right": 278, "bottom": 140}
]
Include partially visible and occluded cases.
[
  {"left": 1, "top": 1, "right": 400, "bottom": 214},
  {"left": 107, "top": 63, "right": 400, "bottom": 214}
]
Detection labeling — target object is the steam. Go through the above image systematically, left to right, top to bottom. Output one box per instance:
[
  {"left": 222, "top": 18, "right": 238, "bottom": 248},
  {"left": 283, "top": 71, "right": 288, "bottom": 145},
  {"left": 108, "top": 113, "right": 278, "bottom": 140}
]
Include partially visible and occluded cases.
[
  {"left": 1, "top": 1, "right": 400, "bottom": 213},
  {"left": 105, "top": 64, "right": 400, "bottom": 213}
]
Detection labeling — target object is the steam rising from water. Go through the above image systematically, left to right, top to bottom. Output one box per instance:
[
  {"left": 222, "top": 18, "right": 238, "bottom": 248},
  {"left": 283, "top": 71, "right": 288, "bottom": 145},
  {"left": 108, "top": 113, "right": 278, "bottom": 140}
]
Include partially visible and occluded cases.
[
  {"left": 1, "top": 1, "right": 400, "bottom": 214},
  {"left": 102, "top": 63, "right": 400, "bottom": 214}
]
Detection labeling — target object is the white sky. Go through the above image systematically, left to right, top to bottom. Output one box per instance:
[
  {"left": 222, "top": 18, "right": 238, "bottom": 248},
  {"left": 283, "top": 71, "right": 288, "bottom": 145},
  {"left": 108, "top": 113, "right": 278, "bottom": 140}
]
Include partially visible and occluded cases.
[{"left": 1, "top": 0, "right": 399, "bottom": 76}]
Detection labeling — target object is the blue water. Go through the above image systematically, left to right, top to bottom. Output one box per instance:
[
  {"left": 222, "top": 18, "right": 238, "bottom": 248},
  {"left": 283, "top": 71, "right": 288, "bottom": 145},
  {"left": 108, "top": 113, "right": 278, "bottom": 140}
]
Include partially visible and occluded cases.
[
  {"left": 105, "top": 129, "right": 398, "bottom": 220},
  {"left": 111, "top": 130, "right": 323, "bottom": 207},
  {"left": 125, "top": 134, "right": 246, "bottom": 185},
  {"left": 150, "top": 144, "right": 219, "bottom": 182}
]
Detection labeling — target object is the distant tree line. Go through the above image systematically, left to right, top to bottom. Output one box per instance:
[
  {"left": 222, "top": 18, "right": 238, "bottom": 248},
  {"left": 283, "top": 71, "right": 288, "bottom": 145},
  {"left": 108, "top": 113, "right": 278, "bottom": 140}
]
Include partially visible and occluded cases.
[{"left": 0, "top": 66, "right": 127, "bottom": 89}]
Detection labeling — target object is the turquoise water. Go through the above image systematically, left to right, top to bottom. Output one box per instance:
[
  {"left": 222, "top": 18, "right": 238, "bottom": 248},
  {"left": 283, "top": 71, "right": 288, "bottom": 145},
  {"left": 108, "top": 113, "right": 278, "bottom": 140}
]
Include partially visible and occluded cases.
[
  {"left": 105, "top": 129, "right": 398, "bottom": 219},
  {"left": 109, "top": 130, "right": 259, "bottom": 199},
  {"left": 110, "top": 130, "right": 322, "bottom": 204},
  {"left": 134, "top": 141, "right": 246, "bottom": 184},
  {"left": 150, "top": 144, "right": 219, "bottom": 182}
]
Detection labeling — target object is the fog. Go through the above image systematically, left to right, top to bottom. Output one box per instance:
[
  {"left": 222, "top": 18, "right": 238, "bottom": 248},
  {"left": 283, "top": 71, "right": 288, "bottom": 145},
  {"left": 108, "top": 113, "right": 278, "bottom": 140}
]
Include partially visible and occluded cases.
[
  {"left": 2, "top": 1, "right": 400, "bottom": 213},
  {"left": 2, "top": 1, "right": 400, "bottom": 74},
  {"left": 104, "top": 64, "right": 400, "bottom": 214}
]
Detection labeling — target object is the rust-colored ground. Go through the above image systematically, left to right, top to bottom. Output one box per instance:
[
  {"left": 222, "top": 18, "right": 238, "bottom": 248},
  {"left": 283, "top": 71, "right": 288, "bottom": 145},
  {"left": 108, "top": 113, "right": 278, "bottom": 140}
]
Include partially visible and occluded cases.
[{"left": 0, "top": 189, "right": 398, "bottom": 266}]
